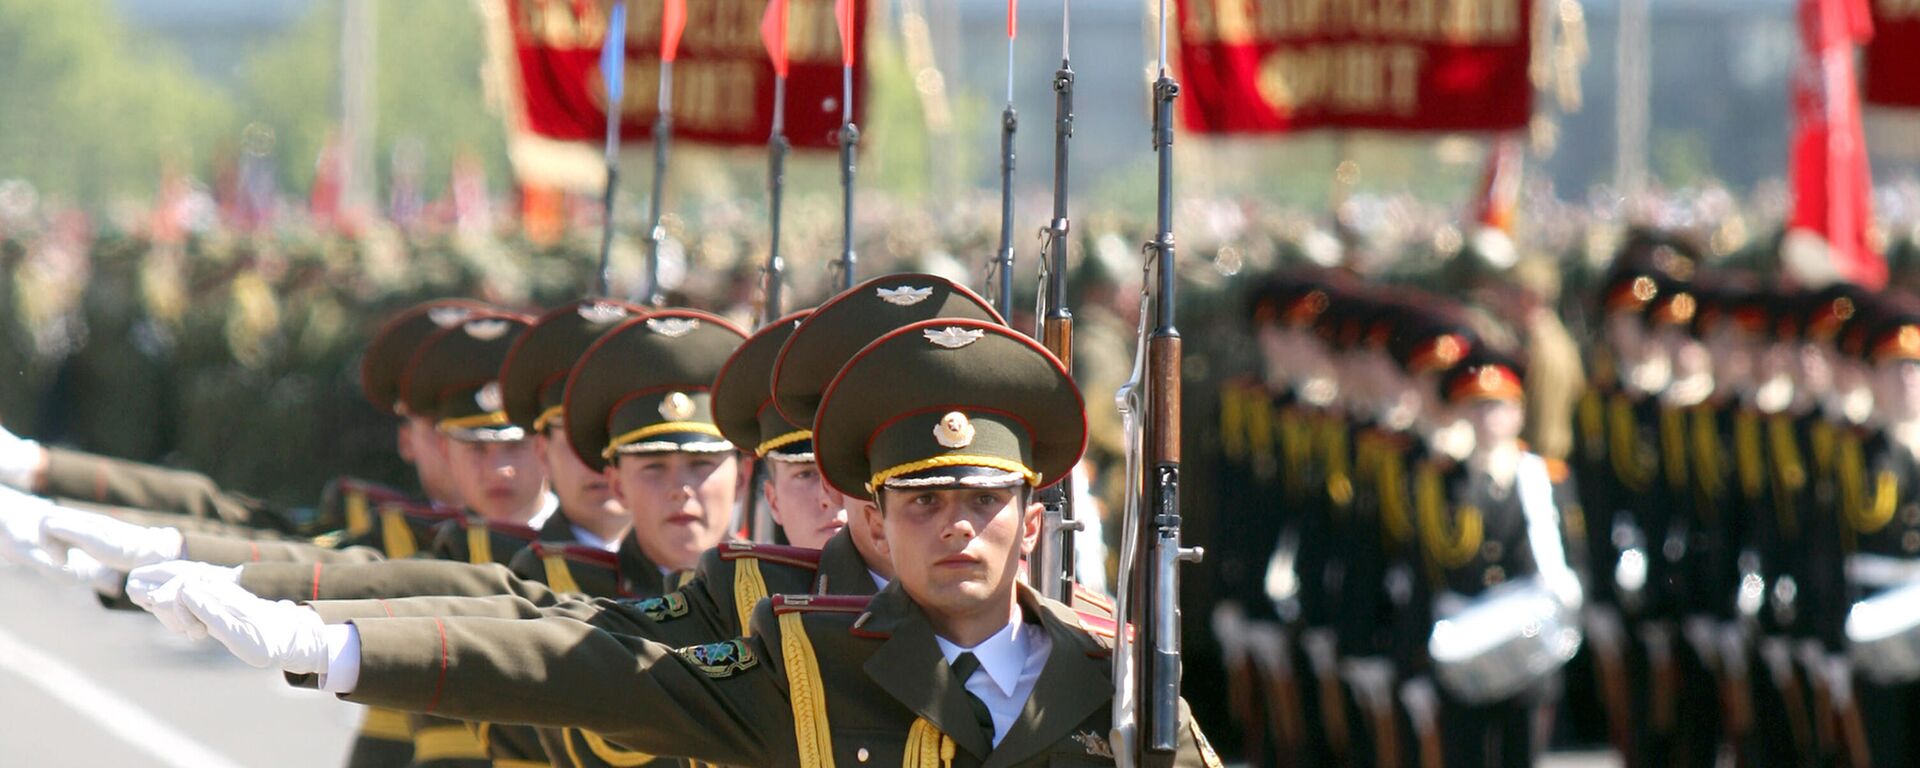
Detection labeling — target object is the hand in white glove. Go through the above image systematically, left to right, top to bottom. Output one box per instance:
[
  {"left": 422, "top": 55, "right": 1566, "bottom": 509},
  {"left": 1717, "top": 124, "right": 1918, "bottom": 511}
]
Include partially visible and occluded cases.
[
  {"left": 0, "top": 422, "right": 44, "bottom": 491},
  {"left": 0, "top": 490, "right": 61, "bottom": 568},
  {"left": 40, "top": 513, "right": 184, "bottom": 571},
  {"left": 58, "top": 548, "right": 129, "bottom": 598},
  {"left": 127, "top": 560, "right": 242, "bottom": 609},
  {"left": 128, "top": 560, "right": 242, "bottom": 639},
  {"left": 177, "top": 579, "right": 328, "bottom": 674}
]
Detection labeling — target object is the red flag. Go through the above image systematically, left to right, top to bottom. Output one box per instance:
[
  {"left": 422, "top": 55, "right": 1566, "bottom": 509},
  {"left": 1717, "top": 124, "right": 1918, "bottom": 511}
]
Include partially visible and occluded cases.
[
  {"left": 661, "top": 0, "right": 688, "bottom": 63},
  {"left": 761, "top": 0, "right": 789, "bottom": 77},
  {"left": 834, "top": 0, "right": 856, "bottom": 67},
  {"left": 1007, "top": 0, "right": 1016, "bottom": 39},
  {"left": 1787, "top": 0, "right": 1883, "bottom": 288},
  {"left": 1472, "top": 138, "right": 1524, "bottom": 234}
]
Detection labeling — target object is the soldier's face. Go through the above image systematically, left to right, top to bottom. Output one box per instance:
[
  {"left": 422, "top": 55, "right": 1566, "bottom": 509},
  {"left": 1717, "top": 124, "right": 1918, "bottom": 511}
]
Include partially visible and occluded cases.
[
  {"left": 1706, "top": 328, "right": 1753, "bottom": 389},
  {"left": 1461, "top": 399, "right": 1525, "bottom": 447},
  {"left": 399, "top": 417, "right": 462, "bottom": 507},
  {"left": 535, "top": 426, "right": 625, "bottom": 536},
  {"left": 446, "top": 437, "right": 550, "bottom": 525},
  {"left": 608, "top": 451, "right": 741, "bottom": 571},
  {"left": 764, "top": 460, "right": 847, "bottom": 549},
  {"left": 868, "top": 487, "right": 1040, "bottom": 623}
]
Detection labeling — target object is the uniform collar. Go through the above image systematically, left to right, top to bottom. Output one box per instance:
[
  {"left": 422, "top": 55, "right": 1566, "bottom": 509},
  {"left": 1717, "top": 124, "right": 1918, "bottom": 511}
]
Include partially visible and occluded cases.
[
  {"left": 815, "top": 527, "right": 883, "bottom": 596},
  {"left": 932, "top": 608, "right": 1032, "bottom": 698}
]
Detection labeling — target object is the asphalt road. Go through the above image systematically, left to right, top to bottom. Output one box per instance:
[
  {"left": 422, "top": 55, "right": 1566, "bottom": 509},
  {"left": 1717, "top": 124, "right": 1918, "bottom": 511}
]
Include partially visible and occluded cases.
[
  {"left": 0, "top": 559, "right": 1621, "bottom": 768},
  {"left": 0, "top": 562, "right": 357, "bottom": 768}
]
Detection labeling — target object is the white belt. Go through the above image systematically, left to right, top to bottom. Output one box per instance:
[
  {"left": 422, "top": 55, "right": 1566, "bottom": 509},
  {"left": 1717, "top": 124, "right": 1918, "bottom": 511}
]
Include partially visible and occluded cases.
[{"left": 1847, "top": 554, "right": 1920, "bottom": 589}]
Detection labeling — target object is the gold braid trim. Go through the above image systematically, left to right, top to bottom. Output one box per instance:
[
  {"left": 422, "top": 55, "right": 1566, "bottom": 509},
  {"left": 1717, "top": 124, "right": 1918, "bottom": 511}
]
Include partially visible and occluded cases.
[
  {"left": 1220, "top": 386, "right": 1246, "bottom": 460},
  {"left": 1578, "top": 390, "right": 1606, "bottom": 461},
  {"left": 1247, "top": 394, "right": 1276, "bottom": 469},
  {"left": 1608, "top": 396, "right": 1650, "bottom": 492},
  {"left": 533, "top": 405, "right": 564, "bottom": 433},
  {"left": 1659, "top": 407, "right": 1689, "bottom": 493},
  {"left": 1690, "top": 408, "right": 1722, "bottom": 502},
  {"left": 1280, "top": 409, "right": 1310, "bottom": 496},
  {"left": 440, "top": 411, "right": 511, "bottom": 431},
  {"left": 1735, "top": 413, "right": 1765, "bottom": 502},
  {"left": 1768, "top": 417, "right": 1803, "bottom": 537},
  {"left": 1325, "top": 421, "right": 1353, "bottom": 509},
  {"left": 603, "top": 422, "right": 726, "bottom": 458},
  {"left": 757, "top": 430, "right": 813, "bottom": 457},
  {"left": 1839, "top": 436, "right": 1898, "bottom": 535},
  {"left": 1378, "top": 450, "right": 1413, "bottom": 545},
  {"left": 869, "top": 455, "right": 1040, "bottom": 492},
  {"left": 1417, "top": 465, "right": 1483, "bottom": 569},
  {"left": 345, "top": 488, "right": 372, "bottom": 536},
  {"left": 378, "top": 506, "right": 417, "bottom": 560},
  {"left": 467, "top": 525, "right": 494, "bottom": 565},
  {"left": 542, "top": 553, "right": 584, "bottom": 595},
  {"left": 734, "top": 559, "right": 769, "bottom": 637},
  {"left": 779, "top": 612, "right": 837, "bottom": 768},
  {"left": 359, "top": 707, "right": 412, "bottom": 741},
  {"left": 903, "top": 717, "right": 957, "bottom": 768},
  {"left": 413, "top": 725, "right": 488, "bottom": 761},
  {"left": 581, "top": 729, "right": 656, "bottom": 766}
]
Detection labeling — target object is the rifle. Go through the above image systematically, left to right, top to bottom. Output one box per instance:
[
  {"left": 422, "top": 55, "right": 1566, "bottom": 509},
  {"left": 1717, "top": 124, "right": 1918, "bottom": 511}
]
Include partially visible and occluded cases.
[
  {"left": 639, "top": 0, "right": 687, "bottom": 305},
  {"left": 743, "top": 0, "right": 794, "bottom": 543},
  {"left": 832, "top": 0, "right": 859, "bottom": 291},
  {"left": 988, "top": 0, "right": 1017, "bottom": 318},
  {"left": 1029, "top": 0, "right": 1078, "bottom": 602},
  {"left": 1113, "top": 0, "right": 1202, "bottom": 761},
  {"left": 594, "top": 1, "right": 630, "bottom": 296}
]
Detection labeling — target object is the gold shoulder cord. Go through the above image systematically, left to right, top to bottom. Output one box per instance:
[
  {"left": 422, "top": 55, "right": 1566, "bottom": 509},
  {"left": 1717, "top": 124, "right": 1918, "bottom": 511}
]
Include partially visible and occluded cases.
[
  {"left": 1220, "top": 386, "right": 1246, "bottom": 461},
  {"left": 1578, "top": 390, "right": 1606, "bottom": 462},
  {"left": 1608, "top": 396, "right": 1650, "bottom": 492},
  {"left": 1659, "top": 407, "right": 1689, "bottom": 493},
  {"left": 1280, "top": 408, "right": 1311, "bottom": 497},
  {"left": 1690, "top": 408, "right": 1722, "bottom": 502},
  {"left": 1734, "top": 413, "right": 1765, "bottom": 502},
  {"left": 1767, "top": 417, "right": 1804, "bottom": 536},
  {"left": 1325, "top": 421, "right": 1354, "bottom": 508},
  {"left": 1839, "top": 436, "right": 1897, "bottom": 535},
  {"left": 1378, "top": 450, "right": 1413, "bottom": 544},
  {"left": 1416, "top": 465, "right": 1483, "bottom": 570},
  {"left": 345, "top": 488, "right": 372, "bottom": 536},
  {"left": 378, "top": 505, "right": 417, "bottom": 560},
  {"left": 467, "top": 525, "right": 494, "bottom": 565},
  {"left": 543, "top": 552, "right": 584, "bottom": 596},
  {"left": 734, "top": 559, "right": 769, "bottom": 637},
  {"left": 779, "top": 612, "right": 838, "bottom": 768},
  {"left": 903, "top": 718, "right": 956, "bottom": 768},
  {"left": 569, "top": 728, "right": 655, "bottom": 767}
]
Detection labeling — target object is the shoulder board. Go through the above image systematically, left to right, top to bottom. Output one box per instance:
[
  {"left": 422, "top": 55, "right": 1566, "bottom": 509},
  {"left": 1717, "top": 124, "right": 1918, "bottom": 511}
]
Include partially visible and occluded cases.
[
  {"left": 1544, "top": 458, "right": 1571, "bottom": 484},
  {"left": 335, "top": 476, "right": 412, "bottom": 505},
  {"left": 484, "top": 521, "right": 541, "bottom": 541},
  {"left": 529, "top": 541, "right": 621, "bottom": 568},
  {"left": 719, "top": 541, "right": 823, "bottom": 570},
  {"left": 1069, "top": 583, "right": 1115, "bottom": 614},
  {"left": 770, "top": 594, "right": 872, "bottom": 616},
  {"left": 1075, "top": 610, "right": 1117, "bottom": 638}
]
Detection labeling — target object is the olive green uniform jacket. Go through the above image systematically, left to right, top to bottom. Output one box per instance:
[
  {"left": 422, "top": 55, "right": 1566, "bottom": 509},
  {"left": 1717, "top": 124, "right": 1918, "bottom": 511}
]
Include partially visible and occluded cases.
[{"left": 316, "top": 583, "right": 1222, "bottom": 768}]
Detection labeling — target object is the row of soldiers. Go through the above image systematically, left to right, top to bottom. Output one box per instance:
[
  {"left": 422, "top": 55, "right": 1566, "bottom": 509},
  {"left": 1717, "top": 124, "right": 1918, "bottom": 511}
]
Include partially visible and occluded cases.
[
  {"left": 1206, "top": 229, "right": 1920, "bottom": 767},
  {"left": 0, "top": 275, "right": 1218, "bottom": 767}
]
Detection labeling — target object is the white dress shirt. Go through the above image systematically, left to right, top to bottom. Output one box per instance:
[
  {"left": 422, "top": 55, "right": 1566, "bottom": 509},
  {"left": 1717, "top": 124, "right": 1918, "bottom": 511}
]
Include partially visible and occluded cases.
[
  {"left": 568, "top": 524, "right": 620, "bottom": 552},
  {"left": 933, "top": 613, "right": 1052, "bottom": 746}
]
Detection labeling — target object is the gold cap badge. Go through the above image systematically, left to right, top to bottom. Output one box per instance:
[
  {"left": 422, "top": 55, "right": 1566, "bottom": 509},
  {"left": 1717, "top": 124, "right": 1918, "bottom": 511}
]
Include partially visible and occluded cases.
[
  {"left": 924, "top": 326, "right": 985, "bottom": 349},
  {"left": 475, "top": 381, "right": 503, "bottom": 413},
  {"left": 659, "top": 391, "right": 696, "bottom": 421},
  {"left": 934, "top": 411, "right": 975, "bottom": 449}
]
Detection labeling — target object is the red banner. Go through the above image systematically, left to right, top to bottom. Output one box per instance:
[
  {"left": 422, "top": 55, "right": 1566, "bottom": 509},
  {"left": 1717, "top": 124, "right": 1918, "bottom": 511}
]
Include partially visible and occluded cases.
[
  {"left": 503, "top": 0, "right": 863, "bottom": 150},
  {"left": 1174, "top": 0, "right": 1533, "bottom": 133},
  {"left": 1865, "top": 0, "right": 1920, "bottom": 107}
]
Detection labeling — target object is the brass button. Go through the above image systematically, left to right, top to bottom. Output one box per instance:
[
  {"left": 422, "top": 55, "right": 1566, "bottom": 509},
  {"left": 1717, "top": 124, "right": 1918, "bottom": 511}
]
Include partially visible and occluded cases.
[
  {"left": 1904, "top": 505, "right": 1920, "bottom": 525},
  {"left": 1904, "top": 531, "right": 1920, "bottom": 554},
  {"left": 1482, "top": 541, "right": 1504, "bottom": 561},
  {"left": 1484, "top": 566, "right": 1506, "bottom": 586},
  {"left": 857, "top": 748, "right": 870, "bottom": 763}
]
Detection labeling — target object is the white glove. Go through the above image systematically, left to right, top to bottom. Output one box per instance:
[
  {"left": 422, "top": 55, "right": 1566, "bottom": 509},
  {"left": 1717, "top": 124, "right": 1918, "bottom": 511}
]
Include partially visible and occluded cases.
[
  {"left": 0, "top": 422, "right": 43, "bottom": 491},
  {"left": 0, "top": 497, "right": 55, "bottom": 569},
  {"left": 40, "top": 514, "right": 184, "bottom": 571},
  {"left": 58, "top": 548, "right": 129, "bottom": 598},
  {"left": 127, "top": 560, "right": 241, "bottom": 609},
  {"left": 139, "top": 576, "right": 212, "bottom": 640},
  {"left": 177, "top": 579, "right": 329, "bottom": 674}
]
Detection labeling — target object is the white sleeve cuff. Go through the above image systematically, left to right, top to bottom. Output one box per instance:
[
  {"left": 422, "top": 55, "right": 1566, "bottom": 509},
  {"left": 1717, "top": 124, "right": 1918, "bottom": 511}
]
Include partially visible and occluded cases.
[{"left": 317, "top": 624, "right": 362, "bottom": 694}]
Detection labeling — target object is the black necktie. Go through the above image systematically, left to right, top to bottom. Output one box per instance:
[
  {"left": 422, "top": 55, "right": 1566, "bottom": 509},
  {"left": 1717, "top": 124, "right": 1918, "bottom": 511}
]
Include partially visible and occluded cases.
[{"left": 950, "top": 652, "right": 997, "bottom": 746}]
